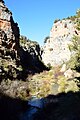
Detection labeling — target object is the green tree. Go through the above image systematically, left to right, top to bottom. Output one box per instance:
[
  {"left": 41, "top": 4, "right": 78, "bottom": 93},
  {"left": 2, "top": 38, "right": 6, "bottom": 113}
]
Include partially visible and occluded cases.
[
  {"left": 68, "top": 9, "right": 80, "bottom": 71},
  {"left": 76, "top": 9, "right": 80, "bottom": 30},
  {"left": 44, "top": 36, "right": 50, "bottom": 43}
]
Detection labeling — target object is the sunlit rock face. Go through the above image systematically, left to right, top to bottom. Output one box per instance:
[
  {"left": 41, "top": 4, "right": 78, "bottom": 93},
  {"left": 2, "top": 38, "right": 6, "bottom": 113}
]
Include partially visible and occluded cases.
[
  {"left": 0, "top": 0, "right": 20, "bottom": 81},
  {"left": 0, "top": 0, "right": 20, "bottom": 50},
  {"left": 42, "top": 19, "right": 78, "bottom": 66}
]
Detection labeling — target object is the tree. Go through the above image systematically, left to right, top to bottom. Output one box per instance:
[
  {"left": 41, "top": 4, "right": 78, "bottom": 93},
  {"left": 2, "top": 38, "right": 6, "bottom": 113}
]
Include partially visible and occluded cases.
[
  {"left": 76, "top": 9, "right": 80, "bottom": 30},
  {"left": 67, "top": 10, "right": 80, "bottom": 71},
  {"left": 44, "top": 36, "right": 50, "bottom": 43}
]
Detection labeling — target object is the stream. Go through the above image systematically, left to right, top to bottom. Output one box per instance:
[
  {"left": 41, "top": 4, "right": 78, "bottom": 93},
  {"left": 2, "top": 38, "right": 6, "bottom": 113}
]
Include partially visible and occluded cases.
[{"left": 20, "top": 97, "right": 45, "bottom": 120}]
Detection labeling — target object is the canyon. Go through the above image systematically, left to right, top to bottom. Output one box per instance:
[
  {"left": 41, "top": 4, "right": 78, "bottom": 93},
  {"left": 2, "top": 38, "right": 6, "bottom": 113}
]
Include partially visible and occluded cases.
[{"left": 0, "top": 1, "right": 80, "bottom": 120}]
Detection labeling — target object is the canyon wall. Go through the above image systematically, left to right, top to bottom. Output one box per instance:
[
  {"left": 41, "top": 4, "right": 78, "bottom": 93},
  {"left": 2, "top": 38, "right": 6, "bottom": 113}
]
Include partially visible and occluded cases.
[
  {"left": 0, "top": 1, "right": 47, "bottom": 82},
  {"left": 0, "top": 1, "right": 21, "bottom": 81},
  {"left": 42, "top": 19, "right": 79, "bottom": 66}
]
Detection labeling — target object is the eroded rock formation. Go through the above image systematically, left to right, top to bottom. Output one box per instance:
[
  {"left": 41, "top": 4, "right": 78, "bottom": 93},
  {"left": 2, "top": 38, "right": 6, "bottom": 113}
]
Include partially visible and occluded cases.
[
  {"left": 0, "top": 0, "right": 21, "bottom": 81},
  {"left": 0, "top": 1, "right": 19, "bottom": 50},
  {"left": 42, "top": 19, "right": 79, "bottom": 66}
]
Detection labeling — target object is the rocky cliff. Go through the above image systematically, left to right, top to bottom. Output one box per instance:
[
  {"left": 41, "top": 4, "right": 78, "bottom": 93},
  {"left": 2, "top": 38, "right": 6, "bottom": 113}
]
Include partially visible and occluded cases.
[
  {"left": 0, "top": 0, "right": 21, "bottom": 81},
  {"left": 0, "top": 0, "right": 47, "bottom": 82},
  {"left": 0, "top": 0, "right": 48, "bottom": 100},
  {"left": 42, "top": 19, "right": 79, "bottom": 66},
  {"left": 19, "top": 36, "right": 48, "bottom": 74}
]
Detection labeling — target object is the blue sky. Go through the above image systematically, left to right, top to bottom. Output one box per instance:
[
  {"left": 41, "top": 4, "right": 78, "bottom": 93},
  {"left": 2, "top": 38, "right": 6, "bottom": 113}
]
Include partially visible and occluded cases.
[{"left": 4, "top": 0, "right": 80, "bottom": 45}]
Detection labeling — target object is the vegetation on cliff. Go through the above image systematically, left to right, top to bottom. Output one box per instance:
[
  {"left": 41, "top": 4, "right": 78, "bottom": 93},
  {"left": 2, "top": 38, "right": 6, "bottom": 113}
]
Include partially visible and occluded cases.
[{"left": 67, "top": 9, "right": 80, "bottom": 71}]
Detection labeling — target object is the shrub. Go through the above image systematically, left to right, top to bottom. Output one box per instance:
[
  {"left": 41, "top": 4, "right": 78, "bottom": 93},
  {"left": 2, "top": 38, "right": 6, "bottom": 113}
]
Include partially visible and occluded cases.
[
  {"left": 67, "top": 10, "right": 80, "bottom": 71},
  {"left": 54, "top": 19, "right": 60, "bottom": 23},
  {"left": 44, "top": 36, "right": 50, "bottom": 43},
  {"left": 47, "top": 63, "right": 52, "bottom": 69},
  {"left": 57, "top": 76, "right": 79, "bottom": 93},
  {"left": 57, "top": 76, "right": 67, "bottom": 93},
  {"left": 65, "top": 80, "right": 79, "bottom": 93}
]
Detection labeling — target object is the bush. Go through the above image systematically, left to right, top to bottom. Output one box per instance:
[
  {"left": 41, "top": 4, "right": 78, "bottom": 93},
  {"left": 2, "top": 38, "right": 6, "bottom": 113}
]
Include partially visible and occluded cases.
[
  {"left": 67, "top": 10, "right": 80, "bottom": 71},
  {"left": 54, "top": 19, "right": 60, "bottom": 23},
  {"left": 44, "top": 36, "right": 50, "bottom": 43},
  {"left": 47, "top": 63, "right": 52, "bottom": 69},
  {"left": 57, "top": 76, "right": 79, "bottom": 93}
]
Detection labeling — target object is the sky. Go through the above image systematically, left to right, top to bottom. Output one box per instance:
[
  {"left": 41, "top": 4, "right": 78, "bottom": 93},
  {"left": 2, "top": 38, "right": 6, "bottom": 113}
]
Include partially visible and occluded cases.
[{"left": 4, "top": 0, "right": 80, "bottom": 45}]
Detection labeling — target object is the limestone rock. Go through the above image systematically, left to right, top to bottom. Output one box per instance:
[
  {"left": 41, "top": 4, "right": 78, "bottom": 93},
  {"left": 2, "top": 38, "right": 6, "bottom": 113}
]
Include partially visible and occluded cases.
[
  {"left": 0, "top": 0, "right": 20, "bottom": 81},
  {"left": 0, "top": 1, "right": 19, "bottom": 48},
  {"left": 42, "top": 19, "right": 78, "bottom": 66},
  {"left": 60, "top": 64, "right": 66, "bottom": 72},
  {"left": 64, "top": 68, "right": 80, "bottom": 78}
]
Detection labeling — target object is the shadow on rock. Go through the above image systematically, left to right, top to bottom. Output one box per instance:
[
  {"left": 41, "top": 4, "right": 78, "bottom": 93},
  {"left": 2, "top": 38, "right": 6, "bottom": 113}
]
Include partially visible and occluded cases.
[{"left": 19, "top": 46, "right": 49, "bottom": 76}]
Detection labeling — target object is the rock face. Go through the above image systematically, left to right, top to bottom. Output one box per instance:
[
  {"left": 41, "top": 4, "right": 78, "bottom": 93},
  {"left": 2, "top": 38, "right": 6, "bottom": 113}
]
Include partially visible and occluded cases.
[
  {"left": 0, "top": 1, "right": 20, "bottom": 81},
  {"left": 0, "top": 1, "right": 47, "bottom": 82},
  {"left": 0, "top": 1, "right": 19, "bottom": 49},
  {"left": 0, "top": 1, "right": 48, "bottom": 100},
  {"left": 42, "top": 19, "right": 78, "bottom": 66},
  {"left": 20, "top": 36, "right": 48, "bottom": 73}
]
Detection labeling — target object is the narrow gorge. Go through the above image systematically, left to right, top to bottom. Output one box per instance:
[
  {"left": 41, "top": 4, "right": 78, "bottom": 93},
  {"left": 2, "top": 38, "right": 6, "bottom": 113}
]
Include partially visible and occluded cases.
[{"left": 0, "top": 0, "right": 80, "bottom": 120}]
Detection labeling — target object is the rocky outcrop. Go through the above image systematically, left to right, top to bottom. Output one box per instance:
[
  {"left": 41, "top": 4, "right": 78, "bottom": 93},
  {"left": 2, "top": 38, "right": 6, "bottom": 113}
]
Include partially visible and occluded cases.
[
  {"left": 0, "top": 0, "right": 48, "bottom": 82},
  {"left": 0, "top": 1, "right": 21, "bottom": 81},
  {"left": 0, "top": 1, "right": 19, "bottom": 50},
  {"left": 0, "top": 1, "right": 47, "bottom": 100},
  {"left": 42, "top": 19, "right": 79, "bottom": 66},
  {"left": 20, "top": 36, "right": 48, "bottom": 73}
]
